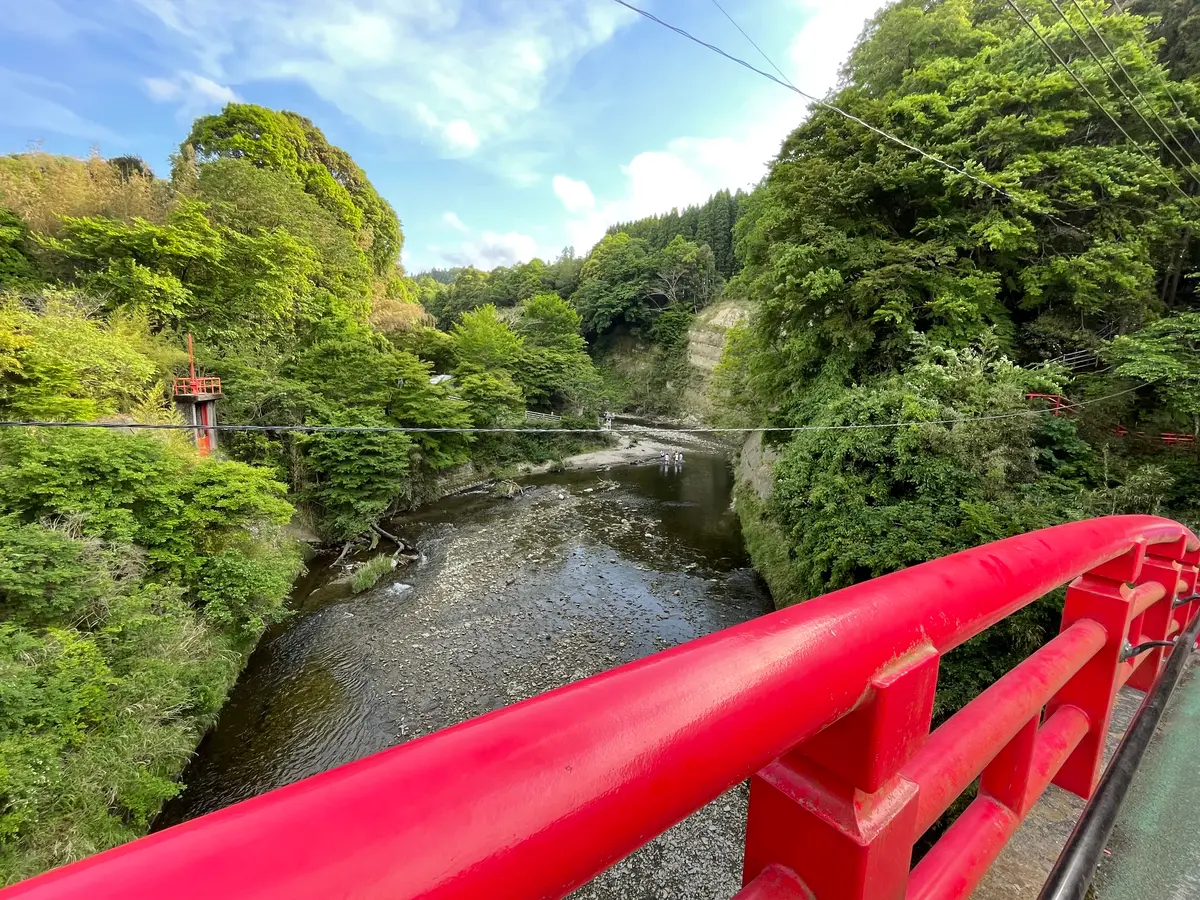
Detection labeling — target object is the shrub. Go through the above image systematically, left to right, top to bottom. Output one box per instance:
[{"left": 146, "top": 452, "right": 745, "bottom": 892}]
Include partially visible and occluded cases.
[{"left": 350, "top": 555, "right": 394, "bottom": 593}]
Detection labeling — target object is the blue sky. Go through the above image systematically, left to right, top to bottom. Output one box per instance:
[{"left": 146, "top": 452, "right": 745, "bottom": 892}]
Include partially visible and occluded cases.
[{"left": 0, "top": 0, "right": 887, "bottom": 272}]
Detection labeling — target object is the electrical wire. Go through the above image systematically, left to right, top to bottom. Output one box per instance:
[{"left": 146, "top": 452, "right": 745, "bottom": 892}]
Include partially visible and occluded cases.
[
  {"left": 611, "top": 0, "right": 1091, "bottom": 238},
  {"left": 706, "top": 0, "right": 795, "bottom": 87},
  {"left": 1007, "top": 0, "right": 1200, "bottom": 214},
  {"left": 1049, "top": 0, "right": 1200, "bottom": 186},
  {"left": 1065, "top": 0, "right": 1200, "bottom": 172},
  {"left": 1109, "top": 0, "right": 1200, "bottom": 149},
  {"left": 0, "top": 381, "right": 1152, "bottom": 436}
]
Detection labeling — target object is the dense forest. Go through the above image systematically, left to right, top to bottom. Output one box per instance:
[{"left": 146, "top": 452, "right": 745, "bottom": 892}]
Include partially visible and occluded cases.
[
  {"left": 3, "top": 0, "right": 1200, "bottom": 884},
  {"left": 717, "top": 0, "right": 1200, "bottom": 714},
  {"left": 0, "top": 107, "right": 617, "bottom": 880},
  {"left": 418, "top": 201, "right": 732, "bottom": 413}
]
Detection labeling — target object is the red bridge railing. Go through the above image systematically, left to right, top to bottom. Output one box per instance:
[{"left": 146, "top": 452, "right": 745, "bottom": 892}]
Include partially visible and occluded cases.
[{"left": 4, "top": 516, "right": 1198, "bottom": 900}]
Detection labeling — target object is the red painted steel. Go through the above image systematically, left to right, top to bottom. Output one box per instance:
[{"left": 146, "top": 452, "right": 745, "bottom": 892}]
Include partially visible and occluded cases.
[
  {"left": 171, "top": 376, "right": 223, "bottom": 396},
  {"left": 1025, "top": 392, "right": 1067, "bottom": 415},
  {"left": 1161, "top": 432, "right": 1197, "bottom": 447},
  {"left": 2, "top": 516, "right": 1197, "bottom": 900},
  {"left": 902, "top": 618, "right": 1106, "bottom": 836},
  {"left": 734, "top": 865, "right": 812, "bottom": 900}
]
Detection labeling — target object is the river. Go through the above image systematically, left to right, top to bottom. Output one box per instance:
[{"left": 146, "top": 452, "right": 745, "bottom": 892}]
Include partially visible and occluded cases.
[{"left": 157, "top": 451, "right": 774, "bottom": 897}]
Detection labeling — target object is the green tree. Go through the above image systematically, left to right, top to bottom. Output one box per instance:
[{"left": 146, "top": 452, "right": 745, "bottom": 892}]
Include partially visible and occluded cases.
[
  {"left": 735, "top": 0, "right": 1196, "bottom": 419},
  {"left": 185, "top": 104, "right": 401, "bottom": 274},
  {"left": 195, "top": 158, "right": 373, "bottom": 308},
  {"left": 0, "top": 208, "right": 37, "bottom": 283},
  {"left": 571, "top": 232, "right": 654, "bottom": 336},
  {"left": 652, "top": 235, "right": 721, "bottom": 312},
  {"left": 546, "top": 247, "right": 584, "bottom": 298},
  {"left": 487, "top": 259, "right": 549, "bottom": 307},
  {"left": 425, "top": 267, "right": 492, "bottom": 328},
  {"left": 517, "top": 293, "right": 587, "bottom": 352},
  {"left": 515, "top": 294, "right": 601, "bottom": 410},
  {"left": 0, "top": 296, "right": 161, "bottom": 421},
  {"left": 451, "top": 304, "right": 525, "bottom": 374},
  {"left": 1107, "top": 312, "right": 1200, "bottom": 434},
  {"left": 457, "top": 371, "right": 525, "bottom": 426},
  {"left": 299, "top": 410, "right": 415, "bottom": 539}
]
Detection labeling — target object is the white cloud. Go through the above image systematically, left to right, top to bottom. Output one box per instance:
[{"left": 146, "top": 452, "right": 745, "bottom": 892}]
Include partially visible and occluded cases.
[
  {"left": 130, "top": 0, "right": 636, "bottom": 157},
  {"left": 553, "top": 0, "right": 888, "bottom": 255},
  {"left": 788, "top": 0, "right": 886, "bottom": 100},
  {"left": 143, "top": 71, "right": 239, "bottom": 119},
  {"left": 557, "top": 103, "right": 803, "bottom": 255},
  {"left": 444, "top": 119, "right": 480, "bottom": 153},
  {"left": 552, "top": 175, "right": 595, "bottom": 214},
  {"left": 442, "top": 211, "right": 468, "bottom": 232},
  {"left": 434, "top": 231, "right": 544, "bottom": 269}
]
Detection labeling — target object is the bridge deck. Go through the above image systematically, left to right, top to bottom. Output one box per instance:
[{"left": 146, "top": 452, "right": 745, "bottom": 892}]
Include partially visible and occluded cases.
[
  {"left": 975, "top": 661, "right": 1200, "bottom": 899},
  {"left": 1092, "top": 663, "right": 1200, "bottom": 899}
]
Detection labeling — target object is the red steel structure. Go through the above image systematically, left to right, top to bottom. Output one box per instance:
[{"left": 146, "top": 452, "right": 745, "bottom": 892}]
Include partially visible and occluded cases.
[
  {"left": 170, "top": 333, "right": 222, "bottom": 456},
  {"left": 171, "top": 376, "right": 223, "bottom": 397},
  {"left": 1025, "top": 392, "right": 1068, "bottom": 415},
  {"left": 3, "top": 516, "right": 1197, "bottom": 900}
]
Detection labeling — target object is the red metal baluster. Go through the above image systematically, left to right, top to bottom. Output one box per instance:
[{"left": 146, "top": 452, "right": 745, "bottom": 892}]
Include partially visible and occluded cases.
[
  {"left": 1046, "top": 542, "right": 1145, "bottom": 798},
  {"left": 1126, "top": 549, "right": 1182, "bottom": 692},
  {"left": 741, "top": 647, "right": 938, "bottom": 900}
]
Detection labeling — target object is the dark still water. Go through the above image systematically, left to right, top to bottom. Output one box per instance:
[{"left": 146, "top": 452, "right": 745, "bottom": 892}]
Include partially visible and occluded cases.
[{"left": 156, "top": 452, "right": 773, "bottom": 872}]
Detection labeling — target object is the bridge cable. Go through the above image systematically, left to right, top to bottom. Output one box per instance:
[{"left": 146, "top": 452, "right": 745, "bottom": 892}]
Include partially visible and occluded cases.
[
  {"left": 611, "top": 0, "right": 1093, "bottom": 239},
  {"left": 1006, "top": 0, "right": 1200, "bottom": 215},
  {"left": 1049, "top": 0, "right": 1200, "bottom": 183},
  {"left": 1108, "top": 0, "right": 1200, "bottom": 149},
  {"left": 0, "top": 381, "right": 1154, "bottom": 437}
]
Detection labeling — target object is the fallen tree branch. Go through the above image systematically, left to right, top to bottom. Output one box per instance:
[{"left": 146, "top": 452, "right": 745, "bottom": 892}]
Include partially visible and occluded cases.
[
  {"left": 371, "top": 522, "right": 408, "bottom": 550},
  {"left": 332, "top": 539, "right": 354, "bottom": 567}
]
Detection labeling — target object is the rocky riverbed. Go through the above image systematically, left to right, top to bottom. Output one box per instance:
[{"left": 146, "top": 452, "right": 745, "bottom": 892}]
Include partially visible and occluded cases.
[{"left": 158, "top": 453, "right": 773, "bottom": 897}]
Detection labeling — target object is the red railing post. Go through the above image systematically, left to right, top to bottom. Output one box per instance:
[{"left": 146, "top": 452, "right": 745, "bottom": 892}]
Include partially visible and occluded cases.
[
  {"left": 1047, "top": 542, "right": 1146, "bottom": 798},
  {"left": 1126, "top": 550, "right": 1183, "bottom": 692},
  {"left": 742, "top": 646, "right": 938, "bottom": 900},
  {"left": 978, "top": 715, "right": 1039, "bottom": 817}
]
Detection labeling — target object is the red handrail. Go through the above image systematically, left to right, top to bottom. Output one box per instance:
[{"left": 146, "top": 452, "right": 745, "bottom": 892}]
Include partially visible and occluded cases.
[{"left": 4, "top": 516, "right": 1197, "bottom": 900}]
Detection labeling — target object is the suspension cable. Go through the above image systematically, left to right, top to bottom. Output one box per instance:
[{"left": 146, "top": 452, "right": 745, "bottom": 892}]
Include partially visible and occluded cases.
[
  {"left": 1065, "top": 0, "right": 1200, "bottom": 172},
  {"left": 1109, "top": 0, "right": 1200, "bottom": 149},
  {"left": 0, "top": 381, "right": 1151, "bottom": 437}
]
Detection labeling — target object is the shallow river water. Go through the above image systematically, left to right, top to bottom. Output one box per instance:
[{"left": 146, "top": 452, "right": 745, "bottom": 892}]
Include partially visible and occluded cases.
[{"left": 157, "top": 452, "right": 774, "bottom": 897}]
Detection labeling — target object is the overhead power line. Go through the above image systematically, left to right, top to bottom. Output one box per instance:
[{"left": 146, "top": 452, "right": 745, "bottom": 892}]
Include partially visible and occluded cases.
[
  {"left": 611, "top": 0, "right": 1091, "bottom": 238},
  {"left": 706, "top": 0, "right": 795, "bottom": 87},
  {"left": 1006, "top": 0, "right": 1200, "bottom": 214},
  {"left": 1048, "top": 0, "right": 1200, "bottom": 187},
  {"left": 1065, "top": 0, "right": 1200, "bottom": 172},
  {"left": 1109, "top": 0, "right": 1200, "bottom": 149},
  {"left": 0, "top": 382, "right": 1154, "bottom": 437}
]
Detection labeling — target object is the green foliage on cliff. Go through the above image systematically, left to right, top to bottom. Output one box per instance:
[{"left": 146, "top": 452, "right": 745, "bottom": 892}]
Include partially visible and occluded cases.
[
  {"left": 719, "top": 0, "right": 1200, "bottom": 727},
  {"left": 185, "top": 104, "right": 401, "bottom": 274}
]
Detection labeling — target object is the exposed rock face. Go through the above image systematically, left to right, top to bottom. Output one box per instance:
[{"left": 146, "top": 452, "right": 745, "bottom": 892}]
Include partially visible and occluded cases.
[
  {"left": 681, "top": 298, "right": 751, "bottom": 421},
  {"left": 687, "top": 299, "right": 749, "bottom": 373},
  {"left": 736, "top": 431, "right": 779, "bottom": 503}
]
